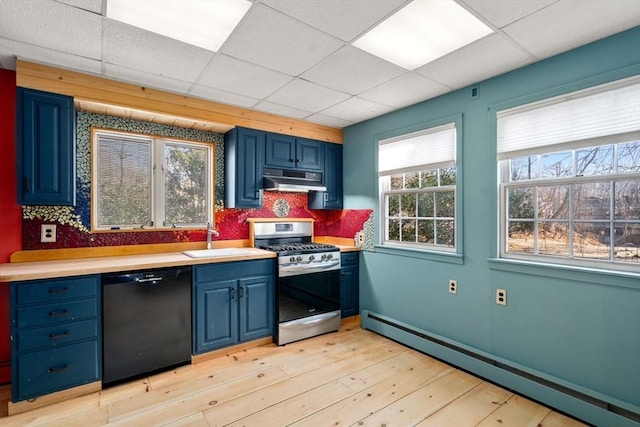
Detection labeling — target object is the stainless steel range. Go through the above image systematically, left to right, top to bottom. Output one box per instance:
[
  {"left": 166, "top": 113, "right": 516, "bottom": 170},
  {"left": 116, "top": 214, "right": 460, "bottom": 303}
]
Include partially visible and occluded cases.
[{"left": 252, "top": 220, "right": 341, "bottom": 345}]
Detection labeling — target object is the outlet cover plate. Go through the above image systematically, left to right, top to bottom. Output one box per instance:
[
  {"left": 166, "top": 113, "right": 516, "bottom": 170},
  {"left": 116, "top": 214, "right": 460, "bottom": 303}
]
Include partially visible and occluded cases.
[
  {"left": 41, "top": 224, "right": 57, "bottom": 243},
  {"left": 496, "top": 288, "right": 507, "bottom": 305}
]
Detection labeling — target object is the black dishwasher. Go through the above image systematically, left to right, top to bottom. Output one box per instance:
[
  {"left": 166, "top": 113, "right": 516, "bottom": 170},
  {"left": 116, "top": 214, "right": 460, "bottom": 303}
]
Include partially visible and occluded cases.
[{"left": 102, "top": 266, "right": 192, "bottom": 386}]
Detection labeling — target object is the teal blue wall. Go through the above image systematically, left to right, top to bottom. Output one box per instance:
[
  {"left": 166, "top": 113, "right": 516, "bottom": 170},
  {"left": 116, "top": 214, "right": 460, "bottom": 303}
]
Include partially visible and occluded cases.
[{"left": 344, "top": 27, "right": 640, "bottom": 422}]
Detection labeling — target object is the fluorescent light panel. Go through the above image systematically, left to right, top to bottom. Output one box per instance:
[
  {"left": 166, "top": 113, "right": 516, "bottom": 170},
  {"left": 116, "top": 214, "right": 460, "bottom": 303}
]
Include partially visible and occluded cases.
[
  {"left": 107, "top": 0, "right": 251, "bottom": 52},
  {"left": 354, "top": 0, "right": 493, "bottom": 70}
]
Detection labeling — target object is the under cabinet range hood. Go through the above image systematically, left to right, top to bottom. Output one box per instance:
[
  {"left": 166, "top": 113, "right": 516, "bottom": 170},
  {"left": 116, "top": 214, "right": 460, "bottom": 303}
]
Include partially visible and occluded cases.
[{"left": 263, "top": 167, "right": 326, "bottom": 192}]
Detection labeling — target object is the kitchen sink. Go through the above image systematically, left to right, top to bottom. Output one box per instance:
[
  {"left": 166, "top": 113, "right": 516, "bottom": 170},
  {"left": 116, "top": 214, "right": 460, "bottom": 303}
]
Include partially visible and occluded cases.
[{"left": 183, "top": 248, "right": 266, "bottom": 258}]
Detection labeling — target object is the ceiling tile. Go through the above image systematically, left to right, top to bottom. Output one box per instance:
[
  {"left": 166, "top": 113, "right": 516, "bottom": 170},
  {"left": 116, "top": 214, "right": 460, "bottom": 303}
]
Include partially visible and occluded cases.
[
  {"left": 0, "top": 0, "right": 102, "bottom": 60},
  {"left": 54, "top": 0, "right": 103, "bottom": 14},
  {"left": 262, "top": 0, "right": 408, "bottom": 42},
  {"left": 460, "top": 0, "right": 556, "bottom": 29},
  {"left": 503, "top": 0, "right": 640, "bottom": 59},
  {"left": 220, "top": 4, "right": 343, "bottom": 76},
  {"left": 103, "top": 19, "right": 214, "bottom": 81},
  {"left": 416, "top": 33, "right": 533, "bottom": 89},
  {"left": 0, "top": 38, "right": 103, "bottom": 73},
  {"left": 300, "top": 45, "right": 406, "bottom": 95},
  {"left": 197, "top": 54, "right": 293, "bottom": 100},
  {"left": 104, "top": 63, "right": 193, "bottom": 94},
  {"left": 359, "top": 72, "right": 451, "bottom": 109},
  {"left": 266, "top": 78, "right": 351, "bottom": 113},
  {"left": 188, "top": 84, "right": 260, "bottom": 109},
  {"left": 320, "top": 96, "right": 395, "bottom": 123},
  {"left": 253, "top": 101, "right": 312, "bottom": 119},
  {"left": 305, "top": 113, "right": 354, "bottom": 129}
]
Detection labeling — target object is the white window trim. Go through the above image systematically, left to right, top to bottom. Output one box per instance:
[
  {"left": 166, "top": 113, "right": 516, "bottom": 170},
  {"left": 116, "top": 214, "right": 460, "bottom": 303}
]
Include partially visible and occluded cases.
[{"left": 91, "top": 128, "right": 213, "bottom": 231}]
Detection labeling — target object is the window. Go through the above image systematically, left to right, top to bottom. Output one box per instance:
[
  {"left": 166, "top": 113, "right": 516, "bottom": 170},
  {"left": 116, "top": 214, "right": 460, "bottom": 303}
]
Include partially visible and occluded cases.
[
  {"left": 497, "top": 76, "right": 640, "bottom": 271},
  {"left": 379, "top": 122, "right": 457, "bottom": 251},
  {"left": 92, "top": 129, "right": 213, "bottom": 230}
]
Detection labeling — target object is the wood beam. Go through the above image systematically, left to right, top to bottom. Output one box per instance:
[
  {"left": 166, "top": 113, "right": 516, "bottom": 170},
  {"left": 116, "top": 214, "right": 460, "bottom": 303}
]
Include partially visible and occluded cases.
[{"left": 16, "top": 60, "right": 343, "bottom": 143}]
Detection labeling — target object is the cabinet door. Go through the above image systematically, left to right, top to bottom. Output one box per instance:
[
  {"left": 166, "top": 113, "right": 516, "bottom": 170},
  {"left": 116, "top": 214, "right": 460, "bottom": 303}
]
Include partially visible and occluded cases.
[
  {"left": 17, "top": 88, "right": 76, "bottom": 205},
  {"left": 225, "top": 127, "right": 264, "bottom": 208},
  {"left": 265, "top": 133, "right": 296, "bottom": 169},
  {"left": 295, "top": 138, "right": 323, "bottom": 171},
  {"left": 309, "top": 143, "right": 342, "bottom": 209},
  {"left": 340, "top": 265, "right": 359, "bottom": 318},
  {"left": 238, "top": 275, "right": 274, "bottom": 342},
  {"left": 194, "top": 280, "right": 238, "bottom": 353}
]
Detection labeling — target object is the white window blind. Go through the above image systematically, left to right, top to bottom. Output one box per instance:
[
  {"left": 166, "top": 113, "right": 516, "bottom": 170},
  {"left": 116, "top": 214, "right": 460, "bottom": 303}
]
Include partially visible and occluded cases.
[
  {"left": 497, "top": 76, "right": 640, "bottom": 160},
  {"left": 379, "top": 123, "right": 456, "bottom": 176}
]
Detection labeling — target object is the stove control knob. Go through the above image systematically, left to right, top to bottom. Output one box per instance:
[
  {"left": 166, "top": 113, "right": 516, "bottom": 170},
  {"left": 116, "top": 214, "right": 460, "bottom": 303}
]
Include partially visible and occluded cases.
[
  {"left": 327, "top": 253, "right": 333, "bottom": 259},
  {"left": 321, "top": 254, "right": 327, "bottom": 260},
  {"left": 309, "top": 255, "right": 315, "bottom": 261},
  {"left": 290, "top": 256, "right": 296, "bottom": 263},
  {"left": 296, "top": 256, "right": 303, "bottom": 262}
]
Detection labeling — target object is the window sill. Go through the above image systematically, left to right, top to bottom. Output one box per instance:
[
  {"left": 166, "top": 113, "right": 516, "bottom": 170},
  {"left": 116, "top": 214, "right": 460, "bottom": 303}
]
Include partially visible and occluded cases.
[
  {"left": 374, "top": 244, "right": 464, "bottom": 264},
  {"left": 488, "top": 257, "right": 640, "bottom": 290}
]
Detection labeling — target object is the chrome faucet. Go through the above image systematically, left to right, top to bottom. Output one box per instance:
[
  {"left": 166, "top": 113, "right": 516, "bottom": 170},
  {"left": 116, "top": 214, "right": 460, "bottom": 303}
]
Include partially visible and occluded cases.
[{"left": 206, "top": 222, "right": 219, "bottom": 249}]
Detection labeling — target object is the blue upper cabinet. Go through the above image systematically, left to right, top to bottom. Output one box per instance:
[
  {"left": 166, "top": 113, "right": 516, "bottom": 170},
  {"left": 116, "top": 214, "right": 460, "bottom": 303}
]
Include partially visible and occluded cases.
[
  {"left": 17, "top": 88, "right": 76, "bottom": 206},
  {"left": 225, "top": 127, "right": 265, "bottom": 208},
  {"left": 265, "top": 133, "right": 324, "bottom": 171},
  {"left": 309, "top": 143, "right": 343, "bottom": 209}
]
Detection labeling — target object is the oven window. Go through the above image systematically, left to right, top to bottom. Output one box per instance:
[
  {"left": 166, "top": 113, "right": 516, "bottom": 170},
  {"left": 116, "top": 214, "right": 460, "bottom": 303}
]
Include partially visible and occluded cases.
[{"left": 278, "top": 270, "right": 340, "bottom": 323}]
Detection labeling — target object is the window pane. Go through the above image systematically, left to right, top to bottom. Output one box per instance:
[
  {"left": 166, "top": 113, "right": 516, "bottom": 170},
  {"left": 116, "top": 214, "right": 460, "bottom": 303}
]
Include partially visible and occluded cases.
[
  {"left": 97, "top": 137, "right": 151, "bottom": 226},
  {"left": 617, "top": 141, "right": 640, "bottom": 173},
  {"left": 164, "top": 143, "right": 208, "bottom": 225},
  {"left": 576, "top": 145, "right": 613, "bottom": 176},
  {"left": 540, "top": 151, "right": 572, "bottom": 178},
  {"left": 511, "top": 156, "right": 538, "bottom": 181},
  {"left": 439, "top": 167, "right": 456, "bottom": 185},
  {"left": 421, "top": 170, "right": 438, "bottom": 187},
  {"left": 405, "top": 172, "right": 420, "bottom": 189},
  {"left": 390, "top": 174, "right": 403, "bottom": 190},
  {"left": 615, "top": 180, "right": 640, "bottom": 220},
  {"left": 573, "top": 182, "right": 611, "bottom": 219},
  {"left": 538, "top": 185, "right": 569, "bottom": 220},
  {"left": 508, "top": 187, "right": 535, "bottom": 219},
  {"left": 435, "top": 191, "right": 455, "bottom": 218},
  {"left": 417, "top": 192, "right": 434, "bottom": 217},
  {"left": 388, "top": 194, "right": 400, "bottom": 217},
  {"left": 401, "top": 194, "right": 416, "bottom": 217},
  {"left": 388, "top": 218, "right": 400, "bottom": 241},
  {"left": 402, "top": 218, "right": 417, "bottom": 242},
  {"left": 418, "top": 220, "right": 434, "bottom": 243},
  {"left": 435, "top": 220, "right": 454, "bottom": 246},
  {"left": 507, "top": 221, "right": 534, "bottom": 253},
  {"left": 537, "top": 222, "right": 569, "bottom": 256},
  {"left": 573, "top": 222, "right": 611, "bottom": 260},
  {"left": 615, "top": 222, "right": 640, "bottom": 263}
]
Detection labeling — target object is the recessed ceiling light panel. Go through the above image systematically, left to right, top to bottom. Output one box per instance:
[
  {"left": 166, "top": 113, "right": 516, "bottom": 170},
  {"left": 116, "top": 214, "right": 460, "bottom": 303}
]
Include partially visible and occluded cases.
[
  {"left": 107, "top": 0, "right": 251, "bottom": 52},
  {"left": 353, "top": 0, "right": 493, "bottom": 70}
]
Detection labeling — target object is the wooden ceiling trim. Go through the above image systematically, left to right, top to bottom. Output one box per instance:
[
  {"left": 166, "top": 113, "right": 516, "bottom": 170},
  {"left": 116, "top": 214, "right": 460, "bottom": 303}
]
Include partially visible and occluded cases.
[{"left": 16, "top": 60, "right": 343, "bottom": 143}]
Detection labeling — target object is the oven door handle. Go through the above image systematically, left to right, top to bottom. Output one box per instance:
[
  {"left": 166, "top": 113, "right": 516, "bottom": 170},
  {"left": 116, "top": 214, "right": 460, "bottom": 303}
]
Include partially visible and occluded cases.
[{"left": 280, "top": 311, "right": 340, "bottom": 328}]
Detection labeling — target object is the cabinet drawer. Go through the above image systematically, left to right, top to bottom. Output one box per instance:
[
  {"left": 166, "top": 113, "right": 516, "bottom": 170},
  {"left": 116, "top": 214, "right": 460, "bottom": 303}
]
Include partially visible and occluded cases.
[
  {"left": 341, "top": 252, "right": 359, "bottom": 266},
  {"left": 195, "top": 259, "right": 274, "bottom": 283},
  {"left": 16, "top": 275, "right": 99, "bottom": 305},
  {"left": 16, "top": 299, "right": 97, "bottom": 328},
  {"left": 18, "top": 319, "right": 98, "bottom": 352},
  {"left": 16, "top": 340, "right": 99, "bottom": 401}
]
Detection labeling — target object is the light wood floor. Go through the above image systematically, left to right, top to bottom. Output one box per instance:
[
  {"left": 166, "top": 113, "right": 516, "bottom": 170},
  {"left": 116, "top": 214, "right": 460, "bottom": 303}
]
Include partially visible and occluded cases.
[{"left": 0, "top": 324, "right": 586, "bottom": 426}]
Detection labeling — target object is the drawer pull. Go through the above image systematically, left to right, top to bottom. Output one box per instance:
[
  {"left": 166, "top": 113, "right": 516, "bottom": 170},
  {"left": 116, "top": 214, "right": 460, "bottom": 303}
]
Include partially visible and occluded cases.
[
  {"left": 48, "top": 287, "right": 69, "bottom": 295},
  {"left": 48, "top": 310, "right": 69, "bottom": 318},
  {"left": 49, "top": 331, "right": 70, "bottom": 340},
  {"left": 48, "top": 364, "right": 69, "bottom": 374}
]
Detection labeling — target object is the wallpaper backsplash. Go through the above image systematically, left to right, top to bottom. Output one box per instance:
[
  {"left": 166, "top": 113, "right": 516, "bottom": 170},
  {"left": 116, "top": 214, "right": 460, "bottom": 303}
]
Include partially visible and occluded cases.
[{"left": 22, "top": 112, "right": 373, "bottom": 250}]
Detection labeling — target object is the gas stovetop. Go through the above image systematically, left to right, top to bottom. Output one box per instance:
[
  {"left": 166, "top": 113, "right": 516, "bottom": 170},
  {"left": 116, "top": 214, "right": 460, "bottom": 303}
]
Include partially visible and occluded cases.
[{"left": 257, "top": 242, "right": 338, "bottom": 256}]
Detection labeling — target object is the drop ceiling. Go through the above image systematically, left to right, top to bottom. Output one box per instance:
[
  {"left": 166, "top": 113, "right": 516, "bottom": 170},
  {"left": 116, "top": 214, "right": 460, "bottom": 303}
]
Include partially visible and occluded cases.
[{"left": 0, "top": 0, "right": 639, "bottom": 129}]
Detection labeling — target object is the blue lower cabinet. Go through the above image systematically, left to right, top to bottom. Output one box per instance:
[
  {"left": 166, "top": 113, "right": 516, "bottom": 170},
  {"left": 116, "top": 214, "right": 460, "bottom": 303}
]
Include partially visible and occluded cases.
[
  {"left": 340, "top": 253, "right": 359, "bottom": 318},
  {"left": 193, "top": 260, "right": 275, "bottom": 354},
  {"left": 11, "top": 275, "right": 101, "bottom": 402}
]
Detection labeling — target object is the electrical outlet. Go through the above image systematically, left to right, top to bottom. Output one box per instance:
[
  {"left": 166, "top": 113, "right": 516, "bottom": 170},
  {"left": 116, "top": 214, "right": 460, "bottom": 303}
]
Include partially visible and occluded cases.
[
  {"left": 41, "top": 224, "right": 57, "bottom": 243},
  {"left": 448, "top": 279, "right": 457, "bottom": 294},
  {"left": 496, "top": 288, "right": 507, "bottom": 306}
]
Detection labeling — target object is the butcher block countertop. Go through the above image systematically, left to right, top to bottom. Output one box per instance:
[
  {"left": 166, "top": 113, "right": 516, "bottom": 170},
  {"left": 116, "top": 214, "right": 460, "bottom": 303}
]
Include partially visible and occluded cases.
[{"left": 0, "top": 239, "right": 360, "bottom": 282}]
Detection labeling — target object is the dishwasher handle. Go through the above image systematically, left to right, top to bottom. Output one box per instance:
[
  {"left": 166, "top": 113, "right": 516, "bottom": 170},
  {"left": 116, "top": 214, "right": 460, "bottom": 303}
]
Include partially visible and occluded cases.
[{"left": 136, "top": 277, "right": 163, "bottom": 285}]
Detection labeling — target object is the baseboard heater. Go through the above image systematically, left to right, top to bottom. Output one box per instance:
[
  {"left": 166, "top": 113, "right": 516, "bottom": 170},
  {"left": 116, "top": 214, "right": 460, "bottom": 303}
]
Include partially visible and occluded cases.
[{"left": 362, "top": 310, "right": 639, "bottom": 425}]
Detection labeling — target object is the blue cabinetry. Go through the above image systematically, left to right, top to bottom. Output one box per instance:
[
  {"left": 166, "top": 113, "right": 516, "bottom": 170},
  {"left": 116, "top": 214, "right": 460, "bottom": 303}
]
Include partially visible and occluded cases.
[
  {"left": 17, "top": 87, "right": 76, "bottom": 205},
  {"left": 225, "top": 127, "right": 265, "bottom": 208},
  {"left": 265, "top": 133, "right": 324, "bottom": 171},
  {"left": 309, "top": 143, "right": 343, "bottom": 209},
  {"left": 340, "top": 252, "right": 359, "bottom": 318},
  {"left": 193, "top": 260, "right": 275, "bottom": 354},
  {"left": 11, "top": 275, "right": 101, "bottom": 402}
]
